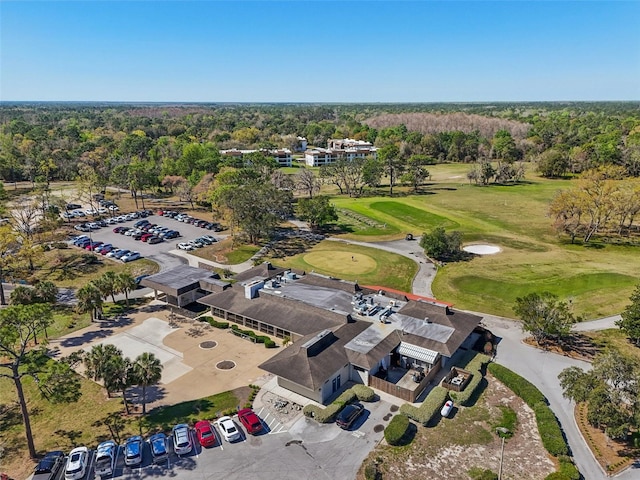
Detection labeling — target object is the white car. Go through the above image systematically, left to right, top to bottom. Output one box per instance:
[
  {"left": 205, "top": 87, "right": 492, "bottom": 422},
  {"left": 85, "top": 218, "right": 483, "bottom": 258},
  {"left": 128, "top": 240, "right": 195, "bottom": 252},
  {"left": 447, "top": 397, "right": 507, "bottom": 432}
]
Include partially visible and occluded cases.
[
  {"left": 108, "top": 205, "right": 120, "bottom": 211},
  {"left": 98, "top": 207, "right": 108, "bottom": 214},
  {"left": 84, "top": 208, "right": 99, "bottom": 216},
  {"left": 177, "top": 242, "right": 195, "bottom": 251},
  {"left": 121, "top": 251, "right": 141, "bottom": 263},
  {"left": 441, "top": 400, "right": 454, "bottom": 418},
  {"left": 216, "top": 416, "right": 241, "bottom": 442},
  {"left": 172, "top": 424, "right": 193, "bottom": 456},
  {"left": 94, "top": 440, "right": 116, "bottom": 477},
  {"left": 64, "top": 446, "right": 89, "bottom": 480}
]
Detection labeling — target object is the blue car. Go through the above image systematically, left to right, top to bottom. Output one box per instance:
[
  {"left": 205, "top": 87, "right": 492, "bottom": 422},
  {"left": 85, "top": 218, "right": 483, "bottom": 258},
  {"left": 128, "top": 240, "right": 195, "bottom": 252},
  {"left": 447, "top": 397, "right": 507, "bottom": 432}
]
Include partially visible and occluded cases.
[{"left": 149, "top": 433, "right": 168, "bottom": 464}]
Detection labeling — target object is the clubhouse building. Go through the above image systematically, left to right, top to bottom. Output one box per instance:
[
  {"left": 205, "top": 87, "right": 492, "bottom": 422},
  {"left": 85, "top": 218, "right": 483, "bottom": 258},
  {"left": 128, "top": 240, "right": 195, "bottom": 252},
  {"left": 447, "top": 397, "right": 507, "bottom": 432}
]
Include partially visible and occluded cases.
[{"left": 143, "top": 263, "right": 482, "bottom": 404}]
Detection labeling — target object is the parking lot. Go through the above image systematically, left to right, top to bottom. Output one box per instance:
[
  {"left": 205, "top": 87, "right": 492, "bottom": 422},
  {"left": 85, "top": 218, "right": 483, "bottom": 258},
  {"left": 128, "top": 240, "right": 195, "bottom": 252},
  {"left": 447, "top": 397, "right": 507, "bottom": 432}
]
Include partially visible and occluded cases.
[
  {"left": 69, "top": 211, "right": 225, "bottom": 260},
  {"left": 43, "top": 398, "right": 390, "bottom": 480}
]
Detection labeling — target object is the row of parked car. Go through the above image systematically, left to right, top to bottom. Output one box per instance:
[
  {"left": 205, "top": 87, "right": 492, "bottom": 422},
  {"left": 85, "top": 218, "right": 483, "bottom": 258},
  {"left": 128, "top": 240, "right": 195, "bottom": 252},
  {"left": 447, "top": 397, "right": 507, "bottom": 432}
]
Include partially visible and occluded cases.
[
  {"left": 73, "top": 210, "right": 155, "bottom": 232},
  {"left": 157, "top": 210, "right": 223, "bottom": 231},
  {"left": 112, "top": 219, "right": 182, "bottom": 244},
  {"left": 177, "top": 234, "right": 217, "bottom": 251},
  {"left": 71, "top": 235, "right": 142, "bottom": 262},
  {"left": 33, "top": 410, "right": 264, "bottom": 480}
]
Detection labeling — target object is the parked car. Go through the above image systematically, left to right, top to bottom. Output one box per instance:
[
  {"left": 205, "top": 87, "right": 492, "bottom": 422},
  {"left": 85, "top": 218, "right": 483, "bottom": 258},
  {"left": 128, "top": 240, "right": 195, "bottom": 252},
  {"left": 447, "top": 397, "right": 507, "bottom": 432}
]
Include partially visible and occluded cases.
[
  {"left": 66, "top": 203, "right": 82, "bottom": 210},
  {"left": 108, "top": 205, "right": 120, "bottom": 211},
  {"left": 61, "top": 212, "right": 74, "bottom": 220},
  {"left": 134, "top": 220, "right": 149, "bottom": 228},
  {"left": 74, "top": 224, "right": 90, "bottom": 232},
  {"left": 113, "top": 226, "right": 124, "bottom": 233},
  {"left": 118, "top": 227, "right": 130, "bottom": 235},
  {"left": 164, "top": 230, "right": 180, "bottom": 239},
  {"left": 140, "top": 233, "right": 154, "bottom": 242},
  {"left": 72, "top": 235, "right": 89, "bottom": 245},
  {"left": 201, "top": 235, "right": 217, "bottom": 243},
  {"left": 148, "top": 236, "right": 164, "bottom": 244},
  {"left": 195, "top": 236, "right": 214, "bottom": 245},
  {"left": 188, "top": 240, "right": 204, "bottom": 248},
  {"left": 85, "top": 241, "right": 103, "bottom": 251},
  {"left": 177, "top": 242, "right": 194, "bottom": 251},
  {"left": 94, "top": 243, "right": 112, "bottom": 254},
  {"left": 99, "top": 245, "right": 114, "bottom": 255},
  {"left": 105, "top": 248, "right": 123, "bottom": 258},
  {"left": 113, "top": 249, "right": 130, "bottom": 259},
  {"left": 121, "top": 251, "right": 141, "bottom": 263},
  {"left": 134, "top": 274, "right": 150, "bottom": 286},
  {"left": 440, "top": 400, "right": 454, "bottom": 418},
  {"left": 336, "top": 403, "right": 364, "bottom": 430},
  {"left": 237, "top": 408, "right": 263, "bottom": 435},
  {"left": 216, "top": 416, "right": 241, "bottom": 442},
  {"left": 194, "top": 420, "right": 217, "bottom": 447},
  {"left": 172, "top": 424, "right": 193, "bottom": 456},
  {"left": 149, "top": 433, "right": 168, "bottom": 464},
  {"left": 124, "top": 435, "right": 143, "bottom": 467},
  {"left": 94, "top": 440, "right": 117, "bottom": 477},
  {"left": 64, "top": 446, "right": 89, "bottom": 480},
  {"left": 33, "top": 450, "right": 65, "bottom": 480}
]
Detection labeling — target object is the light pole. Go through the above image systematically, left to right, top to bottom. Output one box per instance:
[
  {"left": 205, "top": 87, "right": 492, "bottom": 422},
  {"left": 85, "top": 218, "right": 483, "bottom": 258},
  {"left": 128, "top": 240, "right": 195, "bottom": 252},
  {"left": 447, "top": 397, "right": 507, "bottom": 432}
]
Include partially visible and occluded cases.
[{"left": 496, "top": 427, "right": 510, "bottom": 480}]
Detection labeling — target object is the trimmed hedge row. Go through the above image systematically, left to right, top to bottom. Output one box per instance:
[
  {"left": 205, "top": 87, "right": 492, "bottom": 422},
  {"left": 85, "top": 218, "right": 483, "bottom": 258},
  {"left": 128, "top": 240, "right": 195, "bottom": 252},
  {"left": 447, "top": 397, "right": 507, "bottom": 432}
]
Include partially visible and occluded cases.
[
  {"left": 199, "top": 315, "right": 229, "bottom": 329},
  {"left": 230, "top": 324, "right": 277, "bottom": 348},
  {"left": 456, "top": 353, "right": 490, "bottom": 406},
  {"left": 487, "top": 363, "right": 546, "bottom": 408},
  {"left": 487, "top": 363, "right": 574, "bottom": 474},
  {"left": 352, "top": 384, "right": 376, "bottom": 402},
  {"left": 302, "top": 386, "right": 375, "bottom": 423},
  {"left": 400, "top": 386, "right": 449, "bottom": 426},
  {"left": 534, "top": 402, "right": 569, "bottom": 456},
  {"left": 384, "top": 414, "right": 410, "bottom": 446},
  {"left": 545, "top": 458, "right": 580, "bottom": 480}
]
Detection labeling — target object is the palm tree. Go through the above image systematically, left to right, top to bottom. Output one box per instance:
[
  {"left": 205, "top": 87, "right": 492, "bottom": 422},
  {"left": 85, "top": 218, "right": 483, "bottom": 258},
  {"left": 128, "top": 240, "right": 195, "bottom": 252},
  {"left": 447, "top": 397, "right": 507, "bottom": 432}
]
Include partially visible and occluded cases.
[
  {"left": 96, "top": 271, "right": 118, "bottom": 304},
  {"left": 115, "top": 272, "right": 136, "bottom": 307},
  {"left": 34, "top": 280, "right": 58, "bottom": 304},
  {"left": 76, "top": 282, "right": 103, "bottom": 321},
  {"left": 9, "top": 285, "right": 35, "bottom": 305},
  {"left": 84, "top": 344, "right": 123, "bottom": 397},
  {"left": 132, "top": 352, "right": 163, "bottom": 414},
  {"left": 108, "top": 355, "right": 134, "bottom": 414}
]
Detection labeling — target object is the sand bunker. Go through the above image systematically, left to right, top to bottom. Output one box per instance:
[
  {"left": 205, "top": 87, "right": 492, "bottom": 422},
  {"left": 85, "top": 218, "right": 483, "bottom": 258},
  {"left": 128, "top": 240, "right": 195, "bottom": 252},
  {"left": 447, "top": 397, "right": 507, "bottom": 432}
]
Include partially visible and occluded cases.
[{"left": 463, "top": 244, "right": 501, "bottom": 255}]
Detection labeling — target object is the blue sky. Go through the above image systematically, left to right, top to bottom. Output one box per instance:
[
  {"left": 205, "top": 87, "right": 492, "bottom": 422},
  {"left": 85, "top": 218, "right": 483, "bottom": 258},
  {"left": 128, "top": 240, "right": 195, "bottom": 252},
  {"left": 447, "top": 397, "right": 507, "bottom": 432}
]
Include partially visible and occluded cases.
[{"left": 1, "top": 1, "right": 639, "bottom": 102}]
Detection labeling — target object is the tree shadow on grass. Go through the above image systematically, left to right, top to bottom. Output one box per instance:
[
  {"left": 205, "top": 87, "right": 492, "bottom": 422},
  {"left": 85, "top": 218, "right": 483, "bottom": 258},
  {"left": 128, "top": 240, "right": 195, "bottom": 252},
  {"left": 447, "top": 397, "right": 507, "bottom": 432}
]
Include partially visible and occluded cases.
[
  {"left": 60, "top": 328, "right": 114, "bottom": 347},
  {"left": 394, "top": 421, "right": 418, "bottom": 446},
  {"left": 54, "top": 429, "right": 84, "bottom": 449}
]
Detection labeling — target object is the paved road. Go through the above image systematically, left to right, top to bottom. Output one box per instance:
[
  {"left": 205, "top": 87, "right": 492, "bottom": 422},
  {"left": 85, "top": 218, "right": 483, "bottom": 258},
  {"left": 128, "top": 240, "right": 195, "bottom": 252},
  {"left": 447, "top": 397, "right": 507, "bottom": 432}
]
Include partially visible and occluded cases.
[{"left": 323, "top": 234, "right": 635, "bottom": 479}]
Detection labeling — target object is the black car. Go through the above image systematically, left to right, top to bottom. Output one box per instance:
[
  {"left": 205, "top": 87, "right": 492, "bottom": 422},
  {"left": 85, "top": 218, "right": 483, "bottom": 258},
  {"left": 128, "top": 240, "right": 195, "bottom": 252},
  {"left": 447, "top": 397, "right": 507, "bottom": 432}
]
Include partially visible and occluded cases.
[
  {"left": 66, "top": 203, "right": 82, "bottom": 211},
  {"left": 336, "top": 403, "right": 364, "bottom": 430},
  {"left": 33, "top": 450, "right": 65, "bottom": 480}
]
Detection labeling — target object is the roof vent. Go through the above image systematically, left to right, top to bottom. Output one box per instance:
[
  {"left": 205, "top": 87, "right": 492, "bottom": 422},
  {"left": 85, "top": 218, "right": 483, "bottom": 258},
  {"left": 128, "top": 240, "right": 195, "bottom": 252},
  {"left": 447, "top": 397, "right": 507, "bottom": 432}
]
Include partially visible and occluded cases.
[{"left": 424, "top": 317, "right": 432, "bottom": 323}]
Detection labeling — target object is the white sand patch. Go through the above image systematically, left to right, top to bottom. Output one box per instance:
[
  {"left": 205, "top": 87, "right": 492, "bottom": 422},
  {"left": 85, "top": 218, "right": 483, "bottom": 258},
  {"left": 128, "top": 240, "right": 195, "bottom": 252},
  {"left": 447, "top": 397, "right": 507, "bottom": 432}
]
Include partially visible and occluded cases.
[{"left": 463, "top": 244, "right": 501, "bottom": 255}]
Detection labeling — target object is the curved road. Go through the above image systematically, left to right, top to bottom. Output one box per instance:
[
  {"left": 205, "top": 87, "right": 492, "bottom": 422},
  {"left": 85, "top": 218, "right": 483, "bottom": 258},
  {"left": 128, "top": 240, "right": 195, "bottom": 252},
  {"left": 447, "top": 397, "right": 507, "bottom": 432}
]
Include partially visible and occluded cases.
[{"left": 325, "top": 235, "right": 636, "bottom": 479}]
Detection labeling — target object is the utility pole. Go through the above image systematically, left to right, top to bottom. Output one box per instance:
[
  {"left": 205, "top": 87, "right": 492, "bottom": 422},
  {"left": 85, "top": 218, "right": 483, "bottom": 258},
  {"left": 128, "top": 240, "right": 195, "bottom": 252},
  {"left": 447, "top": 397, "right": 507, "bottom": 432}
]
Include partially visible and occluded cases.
[{"left": 496, "top": 427, "right": 510, "bottom": 480}]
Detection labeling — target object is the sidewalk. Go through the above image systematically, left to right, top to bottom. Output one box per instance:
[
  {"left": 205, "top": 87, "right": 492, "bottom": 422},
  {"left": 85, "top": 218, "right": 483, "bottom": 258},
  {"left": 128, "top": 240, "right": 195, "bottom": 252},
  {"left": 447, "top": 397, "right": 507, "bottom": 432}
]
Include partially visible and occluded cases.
[{"left": 169, "top": 249, "right": 254, "bottom": 273}]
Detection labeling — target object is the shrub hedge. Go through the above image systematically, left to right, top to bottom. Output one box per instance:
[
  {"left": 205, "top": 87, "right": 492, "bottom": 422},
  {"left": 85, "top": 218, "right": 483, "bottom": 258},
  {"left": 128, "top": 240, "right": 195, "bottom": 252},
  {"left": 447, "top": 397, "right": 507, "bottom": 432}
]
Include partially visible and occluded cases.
[
  {"left": 200, "top": 315, "right": 229, "bottom": 329},
  {"left": 229, "top": 324, "right": 277, "bottom": 348},
  {"left": 454, "top": 353, "right": 490, "bottom": 406},
  {"left": 487, "top": 363, "right": 546, "bottom": 408},
  {"left": 487, "top": 363, "right": 573, "bottom": 473},
  {"left": 352, "top": 384, "right": 376, "bottom": 402},
  {"left": 400, "top": 386, "right": 449, "bottom": 426},
  {"left": 303, "top": 388, "right": 362, "bottom": 423},
  {"left": 534, "top": 402, "right": 569, "bottom": 456},
  {"left": 384, "top": 414, "right": 410, "bottom": 446},
  {"left": 544, "top": 459, "right": 580, "bottom": 480}
]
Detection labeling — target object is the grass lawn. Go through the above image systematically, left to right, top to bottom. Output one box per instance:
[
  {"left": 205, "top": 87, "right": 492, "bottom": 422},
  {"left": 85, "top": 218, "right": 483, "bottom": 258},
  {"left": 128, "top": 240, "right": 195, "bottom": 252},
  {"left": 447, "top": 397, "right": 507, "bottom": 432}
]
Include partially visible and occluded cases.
[
  {"left": 330, "top": 164, "right": 638, "bottom": 319},
  {"left": 190, "top": 237, "right": 260, "bottom": 264},
  {"left": 266, "top": 240, "right": 417, "bottom": 292},
  {"left": 27, "top": 248, "right": 159, "bottom": 289},
  {"left": 582, "top": 328, "right": 640, "bottom": 361}
]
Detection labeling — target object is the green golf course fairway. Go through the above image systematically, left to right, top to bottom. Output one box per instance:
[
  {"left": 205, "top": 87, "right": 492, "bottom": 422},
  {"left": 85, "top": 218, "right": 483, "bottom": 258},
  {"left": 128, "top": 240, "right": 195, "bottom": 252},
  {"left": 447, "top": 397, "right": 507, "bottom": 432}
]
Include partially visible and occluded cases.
[
  {"left": 328, "top": 165, "right": 638, "bottom": 319},
  {"left": 303, "top": 251, "right": 377, "bottom": 275}
]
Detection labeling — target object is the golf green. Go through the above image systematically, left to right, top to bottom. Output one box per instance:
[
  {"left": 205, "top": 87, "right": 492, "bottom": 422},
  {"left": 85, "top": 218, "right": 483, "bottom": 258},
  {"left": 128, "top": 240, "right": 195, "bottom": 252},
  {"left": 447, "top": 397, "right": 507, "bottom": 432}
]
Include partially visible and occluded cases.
[{"left": 303, "top": 251, "right": 377, "bottom": 275}]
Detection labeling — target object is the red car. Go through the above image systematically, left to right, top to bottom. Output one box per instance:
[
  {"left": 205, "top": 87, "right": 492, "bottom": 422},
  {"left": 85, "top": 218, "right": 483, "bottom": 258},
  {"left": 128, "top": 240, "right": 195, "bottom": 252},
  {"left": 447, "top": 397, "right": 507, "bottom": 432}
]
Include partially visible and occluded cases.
[
  {"left": 140, "top": 233, "right": 154, "bottom": 242},
  {"left": 85, "top": 241, "right": 103, "bottom": 251},
  {"left": 237, "top": 408, "right": 263, "bottom": 435},
  {"left": 194, "top": 420, "right": 216, "bottom": 447}
]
